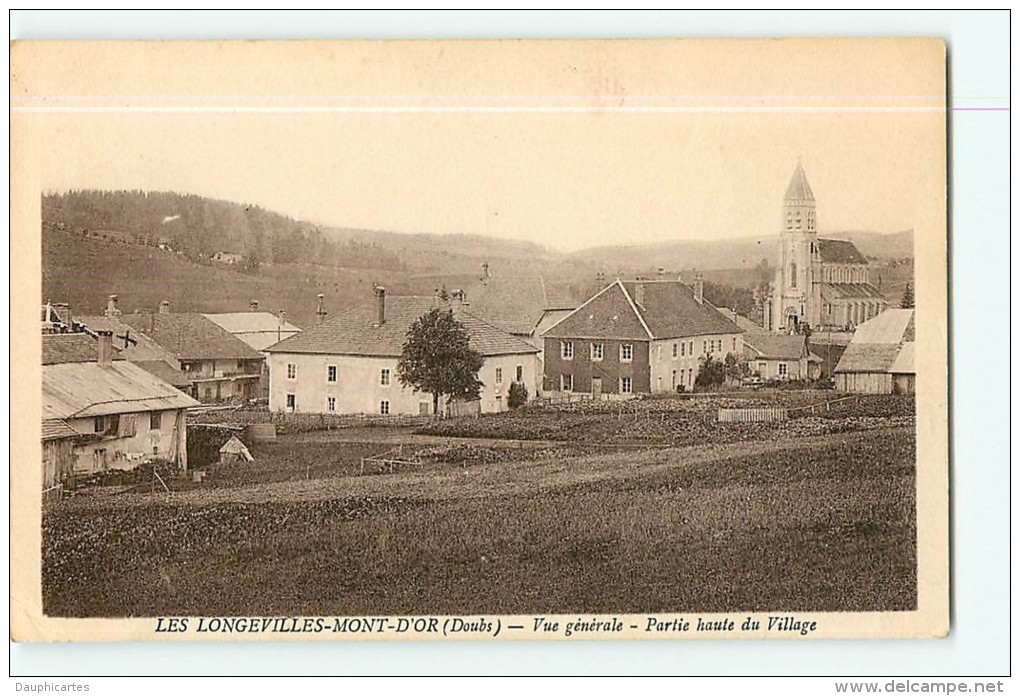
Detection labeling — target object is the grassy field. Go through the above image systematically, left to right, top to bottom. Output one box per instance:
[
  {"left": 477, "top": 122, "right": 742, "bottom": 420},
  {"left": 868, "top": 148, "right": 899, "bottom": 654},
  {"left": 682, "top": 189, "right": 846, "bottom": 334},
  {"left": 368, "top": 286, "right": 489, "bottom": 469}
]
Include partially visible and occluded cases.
[{"left": 43, "top": 423, "right": 915, "bottom": 617}]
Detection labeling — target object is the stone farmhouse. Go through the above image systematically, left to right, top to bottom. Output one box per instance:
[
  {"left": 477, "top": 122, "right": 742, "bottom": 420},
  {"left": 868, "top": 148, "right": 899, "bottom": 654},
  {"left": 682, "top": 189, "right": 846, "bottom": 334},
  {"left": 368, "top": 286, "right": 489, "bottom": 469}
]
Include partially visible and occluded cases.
[{"left": 542, "top": 278, "right": 743, "bottom": 397}]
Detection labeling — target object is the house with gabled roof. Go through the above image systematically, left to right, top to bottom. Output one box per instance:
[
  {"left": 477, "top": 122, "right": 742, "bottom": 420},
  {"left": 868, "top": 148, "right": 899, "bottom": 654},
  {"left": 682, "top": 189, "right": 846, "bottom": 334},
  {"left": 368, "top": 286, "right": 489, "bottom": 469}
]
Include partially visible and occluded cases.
[
  {"left": 541, "top": 278, "right": 743, "bottom": 397},
  {"left": 264, "top": 286, "right": 540, "bottom": 416},
  {"left": 119, "top": 300, "right": 265, "bottom": 403},
  {"left": 202, "top": 304, "right": 302, "bottom": 352},
  {"left": 714, "top": 307, "right": 822, "bottom": 381},
  {"left": 834, "top": 308, "right": 915, "bottom": 394},
  {"left": 76, "top": 312, "right": 191, "bottom": 390},
  {"left": 42, "top": 331, "right": 200, "bottom": 494}
]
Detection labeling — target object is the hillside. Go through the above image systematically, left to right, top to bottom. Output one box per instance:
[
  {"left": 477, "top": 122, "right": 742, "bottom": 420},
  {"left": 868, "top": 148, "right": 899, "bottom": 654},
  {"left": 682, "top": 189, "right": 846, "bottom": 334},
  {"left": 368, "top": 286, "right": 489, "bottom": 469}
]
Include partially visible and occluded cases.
[
  {"left": 41, "top": 190, "right": 914, "bottom": 323},
  {"left": 568, "top": 229, "right": 914, "bottom": 273}
]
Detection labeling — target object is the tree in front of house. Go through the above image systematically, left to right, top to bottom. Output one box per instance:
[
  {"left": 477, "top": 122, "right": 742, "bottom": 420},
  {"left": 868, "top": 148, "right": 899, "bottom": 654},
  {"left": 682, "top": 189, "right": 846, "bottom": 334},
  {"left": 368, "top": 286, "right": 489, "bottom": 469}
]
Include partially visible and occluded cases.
[
  {"left": 900, "top": 282, "right": 915, "bottom": 309},
  {"left": 397, "top": 308, "right": 484, "bottom": 417},
  {"left": 722, "top": 352, "right": 746, "bottom": 384},
  {"left": 695, "top": 354, "right": 727, "bottom": 390},
  {"left": 508, "top": 381, "right": 529, "bottom": 409}
]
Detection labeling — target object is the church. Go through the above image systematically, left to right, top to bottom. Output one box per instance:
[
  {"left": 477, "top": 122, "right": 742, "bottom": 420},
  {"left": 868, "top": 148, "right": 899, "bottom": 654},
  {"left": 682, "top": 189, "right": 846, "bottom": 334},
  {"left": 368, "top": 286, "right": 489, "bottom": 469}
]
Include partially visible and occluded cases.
[{"left": 764, "top": 164, "right": 887, "bottom": 333}]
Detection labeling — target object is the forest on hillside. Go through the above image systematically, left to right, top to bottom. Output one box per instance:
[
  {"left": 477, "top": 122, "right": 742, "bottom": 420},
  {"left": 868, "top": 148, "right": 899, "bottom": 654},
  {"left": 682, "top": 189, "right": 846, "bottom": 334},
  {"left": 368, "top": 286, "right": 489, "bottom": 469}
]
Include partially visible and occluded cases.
[{"left": 41, "top": 190, "right": 407, "bottom": 272}]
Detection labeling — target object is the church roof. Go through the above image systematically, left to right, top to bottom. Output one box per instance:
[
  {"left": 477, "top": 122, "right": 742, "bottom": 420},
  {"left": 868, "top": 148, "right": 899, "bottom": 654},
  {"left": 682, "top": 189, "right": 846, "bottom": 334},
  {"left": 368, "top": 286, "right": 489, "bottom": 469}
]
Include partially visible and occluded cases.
[
  {"left": 784, "top": 163, "right": 815, "bottom": 202},
  {"left": 817, "top": 238, "right": 868, "bottom": 264},
  {"left": 819, "top": 283, "right": 887, "bottom": 300}
]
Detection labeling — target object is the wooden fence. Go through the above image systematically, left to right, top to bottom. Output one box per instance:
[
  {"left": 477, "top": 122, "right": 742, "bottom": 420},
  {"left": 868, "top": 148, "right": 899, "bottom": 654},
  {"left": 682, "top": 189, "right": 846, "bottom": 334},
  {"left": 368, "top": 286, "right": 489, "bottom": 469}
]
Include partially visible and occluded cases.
[
  {"left": 717, "top": 407, "right": 788, "bottom": 423},
  {"left": 188, "top": 408, "right": 434, "bottom": 431}
]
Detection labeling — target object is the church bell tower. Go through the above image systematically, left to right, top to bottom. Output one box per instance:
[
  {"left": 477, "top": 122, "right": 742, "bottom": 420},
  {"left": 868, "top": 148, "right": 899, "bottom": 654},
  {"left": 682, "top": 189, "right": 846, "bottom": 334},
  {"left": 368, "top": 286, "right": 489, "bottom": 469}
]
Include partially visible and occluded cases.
[{"left": 770, "top": 162, "right": 819, "bottom": 332}]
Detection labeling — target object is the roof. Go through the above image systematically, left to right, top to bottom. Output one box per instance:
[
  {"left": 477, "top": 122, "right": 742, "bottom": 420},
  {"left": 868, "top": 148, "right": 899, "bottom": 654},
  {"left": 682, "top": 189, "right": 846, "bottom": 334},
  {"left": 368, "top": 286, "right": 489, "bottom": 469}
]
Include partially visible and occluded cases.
[
  {"left": 785, "top": 163, "right": 815, "bottom": 202},
  {"left": 817, "top": 238, "right": 868, "bottom": 265},
  {"left": 459, "top": 276, "right": 579, "bottom": 335},
  {"left": 544, "top": 280, "right": 742, "bottom": 341},
  {"left": 819, "top": 282, "right": 886, "bottom": 300},
  {"left": 266, "top": 295, "right": 539, "bottom": 358},
  {"left": 712, "top": 306, "right": 765, "bottom": 333},
  {"left": 834, "top": 309, "right": 915, "bottom": 374},
  {"left": 848, "top": 309, "right": 914, "bottom": 344},
  {"left": 202, "top": 312, "right": 302, "bottom": 335},
  {"left": 203, "top": 312, "right": 303, "bottom": 351},
  {"left": 120, "top": 313, "right": 264, "bottom": 361},
  {"left": 77, "top": 315, "right": 182, "bottom": 364},
  {"left": 743, "top": 332, "right": 810, "bottom": 360},
  {"left": 42, "top": 333, "right": 124, "bottom": 365},
  {"left": 889, "top": 342, "right": 914, "bottom": 374},
  {"left": 43, "top": 360, "right": 200, "bottom": 420},
  {"left": 133, "top": 360, "right": 192, "bottom": 388},
  {"left": 41, "top": 418, "right": 87, "bottom": 442}
]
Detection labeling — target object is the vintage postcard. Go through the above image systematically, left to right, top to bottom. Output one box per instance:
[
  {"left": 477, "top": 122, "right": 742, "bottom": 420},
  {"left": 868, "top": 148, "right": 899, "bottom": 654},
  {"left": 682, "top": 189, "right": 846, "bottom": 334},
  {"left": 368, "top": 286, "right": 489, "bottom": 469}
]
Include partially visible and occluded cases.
[{"left": 11, "top": 39, "right": 948, "bottom": 642}]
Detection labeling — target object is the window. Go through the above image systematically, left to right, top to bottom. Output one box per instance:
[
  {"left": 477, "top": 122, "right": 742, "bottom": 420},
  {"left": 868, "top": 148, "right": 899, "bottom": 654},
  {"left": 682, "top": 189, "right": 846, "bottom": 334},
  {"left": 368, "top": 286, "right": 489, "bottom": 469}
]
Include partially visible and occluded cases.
[
  {"left": 790, "top": 262, "right": 798, "bottom": 288},
  {"left": 732, "top": 338, "right": 737, "bottom": 352},
  {"left": 703, "top": 340, "right": 709, "bottom": 354},
  {"left": 561, "top": 341, "right": 574, "bottom": 360},
  {"left": 688, "top": 341, "right": 694, "bottom": 355},
  {"left": 591, "top": 342, "right": 604, "bottom": 361},
  {"left": 681, "top": 342, "right": 686, "bottom": 357},
  {"left": 672, "top": 343, "right": 678, "bottom": 358},
  {"left": 620, "top": 344, "right": 633, "bottom": 362},
  {"left": 656, "top": 345, "right": 662, "bottom": 361},
  {"left": 759, "top": 362, "right": 767, "bottom": 373},
  {"left": 287, "top": 363, "right": 297, "bottom": 380},
  {"left": 778, "top": 363, "right": 788, "bottom": 377},
  {"left": 327, "top": 365, "right": 337, "bottom": 383},
  {"left": 516, "top": 365, "right": 523, "bottom": 382},
  {"left": 495, "top": 367, "right": 503, "bottom": 385},
  {"left": 380, "top": 368, "right": 391, "bottom": 386},
  {"left": 671, "top": 370, "right": 677, "bottom": 389},
  {"left": 561, "top": 374, "right": 573, "bottom": 392},
  {"left": 620, "top": 377, "right": 632, "bottom": 394},
  {"left": 286, "top": 393, "right": 296, "bottom": 409},
  {"left": 327, "top": 396, "right": 336, "bottom": 412},
  {"left": 380, "top": 400, "right": 390, "bottom": 415},
  {"left": 149, "top": 412, "right": 162, "bottom": 431},
  {"left": 94, "top": 414, "right": 119, "bottom": 436}
]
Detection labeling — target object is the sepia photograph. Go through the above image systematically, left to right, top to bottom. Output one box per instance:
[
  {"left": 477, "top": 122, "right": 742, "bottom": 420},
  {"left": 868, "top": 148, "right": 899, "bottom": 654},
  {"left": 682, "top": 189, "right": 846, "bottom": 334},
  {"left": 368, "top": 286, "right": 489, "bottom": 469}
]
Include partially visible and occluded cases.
[{"left": 11, "top": 37, "right": 948, "bottom": 643}]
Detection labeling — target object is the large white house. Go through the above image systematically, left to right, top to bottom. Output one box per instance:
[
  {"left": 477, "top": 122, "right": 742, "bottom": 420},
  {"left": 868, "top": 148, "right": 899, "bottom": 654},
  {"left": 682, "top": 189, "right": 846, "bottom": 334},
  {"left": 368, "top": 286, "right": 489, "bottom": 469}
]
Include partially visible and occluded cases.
[{"left": 264, "top": 288, "right": 540, "bottom": 416}]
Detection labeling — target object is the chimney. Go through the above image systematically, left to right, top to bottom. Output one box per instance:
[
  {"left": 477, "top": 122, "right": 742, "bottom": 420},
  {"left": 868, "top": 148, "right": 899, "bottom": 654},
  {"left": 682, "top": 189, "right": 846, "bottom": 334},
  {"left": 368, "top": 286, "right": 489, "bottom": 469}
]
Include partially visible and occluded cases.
[
  {"left": 694, "top": 275, "right": 704, "bottom": 304},
  {"left": 634, "top": 282, "right": 645, "bottom": 307},
  {"left": 374, "top": 285, "right": 386, "bottom": 326},
  {"left": 316, "top": 293, "right": 327, "bottom": 323},
  {"left": 104, "top": 294, "right": 122, "bottom": 317},
  {"left": 158, "top": 299, "right": 171, "bottom": 315},
  {"left": 250, "top": 299, "right": 260, "bottom": 312},
  {"left": 53, "top": 302, "right": 72, "bottom": 332},
  {"left": 277, "top": 310, "right": 286, "bottom": 343},
  {"left": 97, "top": 330, "right": 113, "bottom": 367}
]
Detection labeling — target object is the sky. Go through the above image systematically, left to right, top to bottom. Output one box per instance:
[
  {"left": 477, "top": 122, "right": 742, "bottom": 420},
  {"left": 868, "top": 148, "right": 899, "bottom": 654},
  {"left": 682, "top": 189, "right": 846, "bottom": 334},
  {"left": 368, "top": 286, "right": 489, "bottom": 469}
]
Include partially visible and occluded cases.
[{"left": 13, "top": 40, "right": 947, "bottom": 253}]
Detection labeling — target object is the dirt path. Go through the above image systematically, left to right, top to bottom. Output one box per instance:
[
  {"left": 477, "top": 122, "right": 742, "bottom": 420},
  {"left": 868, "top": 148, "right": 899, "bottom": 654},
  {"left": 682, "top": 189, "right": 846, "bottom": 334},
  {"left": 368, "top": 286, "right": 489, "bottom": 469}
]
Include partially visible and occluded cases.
[{"left": 62, "top": 427, "right": 913, "bottom": 510}]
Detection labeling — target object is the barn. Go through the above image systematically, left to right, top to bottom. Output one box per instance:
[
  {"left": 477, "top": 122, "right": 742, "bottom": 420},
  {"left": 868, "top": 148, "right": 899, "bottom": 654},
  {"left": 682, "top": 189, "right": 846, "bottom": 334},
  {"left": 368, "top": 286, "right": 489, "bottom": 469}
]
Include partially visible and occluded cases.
[{"left": 834, "top": 309, "right": 915, "bottom": 394}]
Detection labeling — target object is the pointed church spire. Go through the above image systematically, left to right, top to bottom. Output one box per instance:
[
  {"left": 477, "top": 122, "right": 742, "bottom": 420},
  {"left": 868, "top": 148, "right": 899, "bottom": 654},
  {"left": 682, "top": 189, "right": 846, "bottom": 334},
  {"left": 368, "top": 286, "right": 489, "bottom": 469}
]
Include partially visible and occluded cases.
[{"left": 784, "top": 162, "right": 815, "bottom": 202}]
